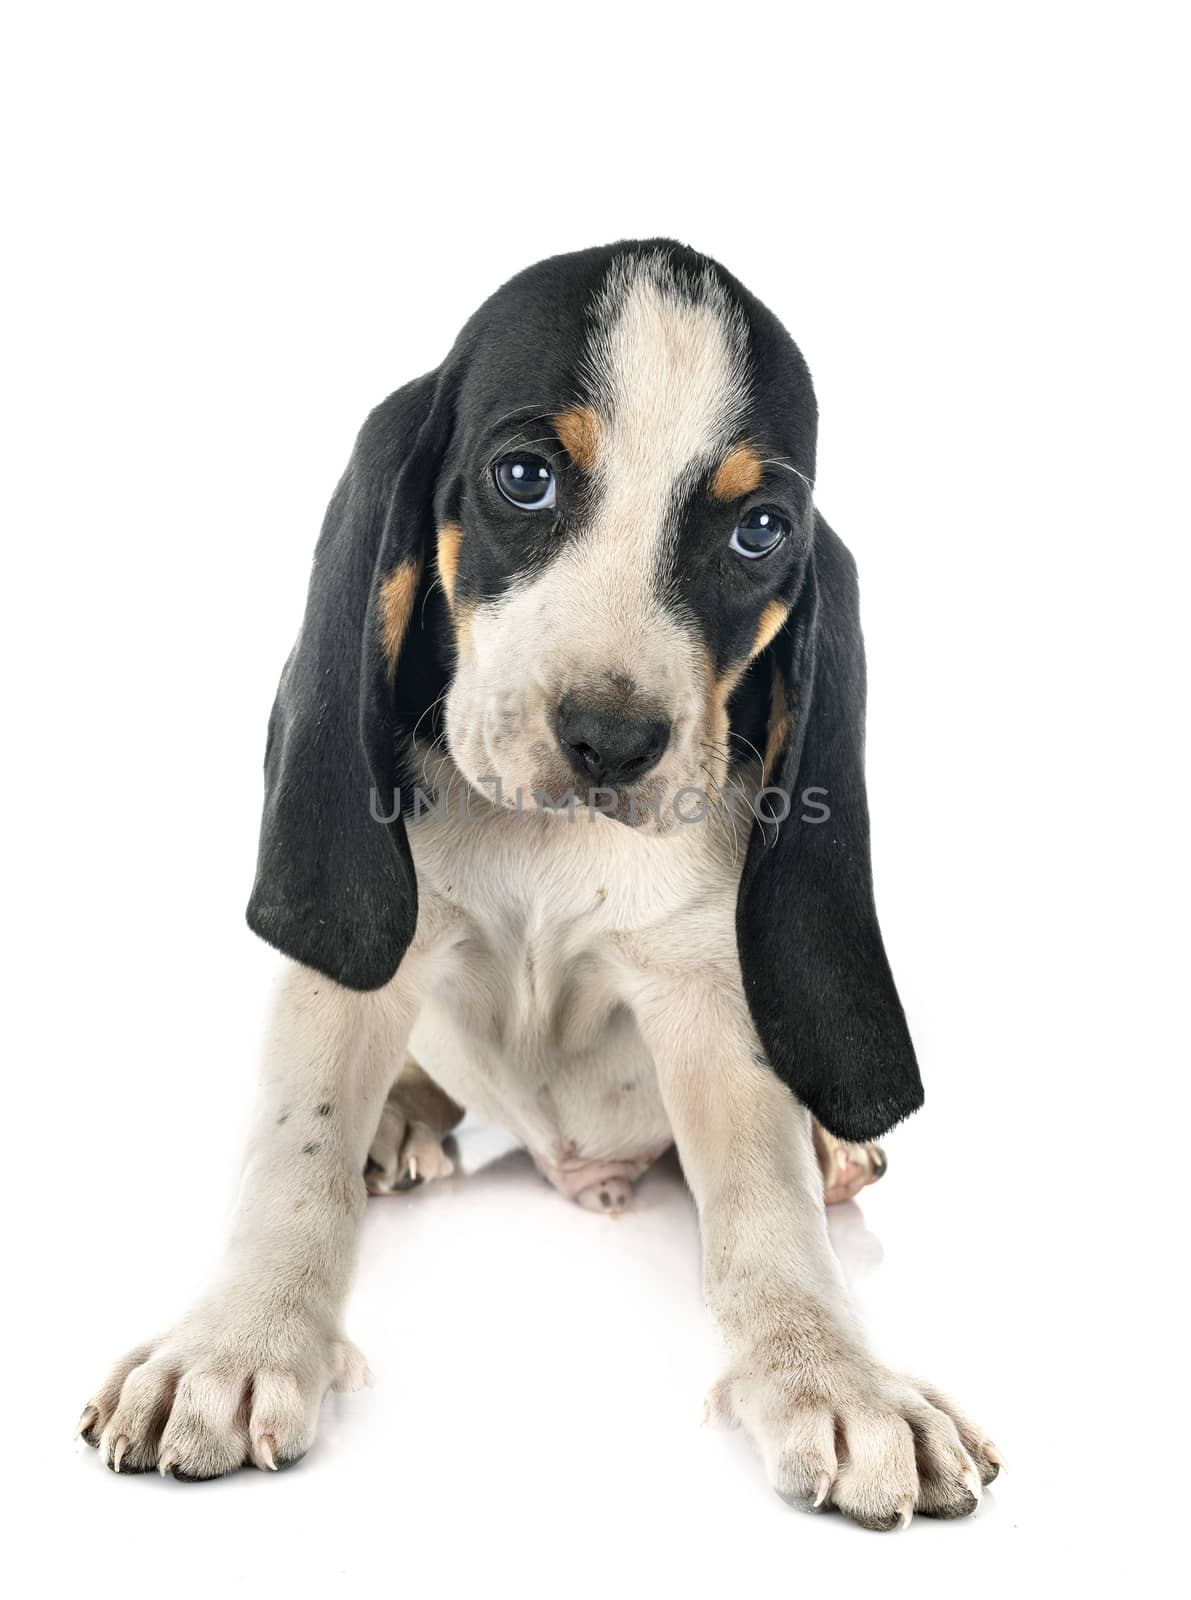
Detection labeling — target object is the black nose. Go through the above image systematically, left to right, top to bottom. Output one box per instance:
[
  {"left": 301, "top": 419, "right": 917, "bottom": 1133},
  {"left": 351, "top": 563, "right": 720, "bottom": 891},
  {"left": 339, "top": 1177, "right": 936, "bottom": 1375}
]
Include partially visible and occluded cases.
[{"left": 557, "top": 695, "right": 671, "bottom": 787}]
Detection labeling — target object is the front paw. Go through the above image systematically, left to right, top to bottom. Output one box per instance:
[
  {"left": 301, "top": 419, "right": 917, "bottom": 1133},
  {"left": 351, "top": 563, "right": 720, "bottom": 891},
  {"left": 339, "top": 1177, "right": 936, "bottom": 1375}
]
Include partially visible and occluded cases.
[
  {"left": 76, "top": 1297, "right": 370, "bottom": 1480},
  {"left": 708, "top": 1344, "right": 999, "bottom": 1530}
]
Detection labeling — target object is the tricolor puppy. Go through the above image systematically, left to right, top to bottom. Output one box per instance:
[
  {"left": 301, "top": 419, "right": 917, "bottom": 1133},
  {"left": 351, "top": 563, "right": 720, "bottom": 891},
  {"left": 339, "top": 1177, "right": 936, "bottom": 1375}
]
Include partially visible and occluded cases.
[{"left": 79, "top": 242, "right": 998, "bottom": 1527}]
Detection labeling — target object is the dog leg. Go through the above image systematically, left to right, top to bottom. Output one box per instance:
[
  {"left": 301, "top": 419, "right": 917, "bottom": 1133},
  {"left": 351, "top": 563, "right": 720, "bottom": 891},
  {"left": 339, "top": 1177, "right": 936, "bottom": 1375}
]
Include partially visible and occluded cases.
[
  {"left": 78, "top": 957, "right": 422, "bottom": 1480},
  {"left": 634, "top": 972, "right": 998, "bottom": 1530},
  {"left": 366, "top": 1055, "right": 464, "bottom": 1195},
  {"left": 813, "top": 1122, "right": 888, "bottom": 1205}
]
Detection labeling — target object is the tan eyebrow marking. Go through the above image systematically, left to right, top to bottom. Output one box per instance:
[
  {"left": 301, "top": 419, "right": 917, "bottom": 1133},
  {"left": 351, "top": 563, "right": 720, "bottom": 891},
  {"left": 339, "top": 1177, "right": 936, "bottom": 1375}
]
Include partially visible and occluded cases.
[
  {"left": 552, "top": 406, "right": 602, "bottom": 473},
  {"left": 710, "top": 444, "right": 764, "bottom": 502},
  {"left": 436, "top": 522, "right": 462, "bottom": 610},
  {"left": 377, "top": 560, "right": 423, "bottom": 678},
  {"left": 751, "top": 599, "right": 790, "bottom": 659}
]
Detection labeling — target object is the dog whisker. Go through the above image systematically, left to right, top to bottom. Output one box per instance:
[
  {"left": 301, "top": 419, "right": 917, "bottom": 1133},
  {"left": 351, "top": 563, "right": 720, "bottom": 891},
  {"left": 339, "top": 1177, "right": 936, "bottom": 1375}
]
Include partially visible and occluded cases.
[
  {"left": 479, "top": 425, "right": 560, "bottom": 480},
  {"left": 757, "top": 457, "right": 814, "bottom": 493},
  {"left": 419, "top": 574, "right": 443, "bottom": 628},
  {"left": 725, "top": 729, "right": 767, "bottom": 771}
]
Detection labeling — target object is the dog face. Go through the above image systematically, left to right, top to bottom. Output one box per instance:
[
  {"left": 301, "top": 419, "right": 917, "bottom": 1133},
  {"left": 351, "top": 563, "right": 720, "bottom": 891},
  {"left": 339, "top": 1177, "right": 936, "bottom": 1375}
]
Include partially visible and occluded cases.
[
  {"left": 248, "top": 240, "right": 923, "bottom": 1142},
  {"left": 427, "top": 250, "right": 817, "bottom": 827}
]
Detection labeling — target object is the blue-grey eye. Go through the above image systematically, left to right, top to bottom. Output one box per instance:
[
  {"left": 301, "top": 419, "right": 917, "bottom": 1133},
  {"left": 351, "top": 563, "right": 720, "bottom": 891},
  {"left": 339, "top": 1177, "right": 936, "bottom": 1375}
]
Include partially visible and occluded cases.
[
  {"left": 494, "top": 453, "right": 556, "bottom": 510},
  {"left": 730, "top": 507, "right": 790, "bottom": 559}
]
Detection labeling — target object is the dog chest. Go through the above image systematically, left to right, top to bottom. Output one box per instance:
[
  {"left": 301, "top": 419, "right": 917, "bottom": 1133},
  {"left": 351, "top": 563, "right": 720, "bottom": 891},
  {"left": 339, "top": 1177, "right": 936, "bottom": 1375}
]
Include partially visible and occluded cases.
[{"left": 408, "top": 884, "right": 672, "bottom": 1173}]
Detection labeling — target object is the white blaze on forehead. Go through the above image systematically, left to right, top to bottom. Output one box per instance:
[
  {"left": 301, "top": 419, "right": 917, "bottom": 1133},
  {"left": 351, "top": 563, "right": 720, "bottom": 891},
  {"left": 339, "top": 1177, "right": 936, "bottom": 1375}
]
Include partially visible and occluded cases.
[
  {"left": 579, "top": 251, "right": 752, "bottom": 587},
  {"left": 454, "top": 252, "right": 754, "bottom": 795}
]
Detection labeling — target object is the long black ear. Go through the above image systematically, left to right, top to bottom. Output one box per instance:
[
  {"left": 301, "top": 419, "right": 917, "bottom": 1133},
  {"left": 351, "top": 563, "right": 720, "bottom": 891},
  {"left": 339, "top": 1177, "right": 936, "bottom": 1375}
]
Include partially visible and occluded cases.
[
  {"left": 246, "top": 370, "right": 450, "bottom": 989},
  {"left": 736, "top": 512, "right": 923, "bottom": 1142}
]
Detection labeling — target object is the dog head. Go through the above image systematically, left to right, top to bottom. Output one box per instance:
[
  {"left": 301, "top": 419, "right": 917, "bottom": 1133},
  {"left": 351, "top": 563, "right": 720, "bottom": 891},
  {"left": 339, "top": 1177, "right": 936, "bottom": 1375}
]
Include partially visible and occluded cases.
[
  {"left": 248, "top": 241, "right": 922, "bottom": 1140},
  {"left": 428, "top": 246, "right": 816, "bottom": 827}
]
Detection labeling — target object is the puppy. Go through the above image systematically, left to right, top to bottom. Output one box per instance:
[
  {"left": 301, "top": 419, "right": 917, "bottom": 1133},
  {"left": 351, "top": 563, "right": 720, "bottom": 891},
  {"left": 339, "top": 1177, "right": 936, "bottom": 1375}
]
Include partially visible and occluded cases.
[{"left": 78, "top": 241, "right": 998, "bottom": 1527}]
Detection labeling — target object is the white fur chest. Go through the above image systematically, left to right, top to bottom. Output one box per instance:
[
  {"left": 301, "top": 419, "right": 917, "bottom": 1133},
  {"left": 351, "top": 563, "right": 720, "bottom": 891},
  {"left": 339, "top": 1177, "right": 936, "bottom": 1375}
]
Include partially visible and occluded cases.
[{"left": 404, "top": 785, "right": 741, "bottom": 1191}]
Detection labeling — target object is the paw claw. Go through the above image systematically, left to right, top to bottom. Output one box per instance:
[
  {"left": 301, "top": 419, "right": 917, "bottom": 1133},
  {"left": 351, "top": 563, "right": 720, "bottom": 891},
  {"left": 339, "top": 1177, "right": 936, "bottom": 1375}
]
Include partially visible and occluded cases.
[
  {"left": 76, "top": 1405, "right": 98, "bottom": 1441},
  {"left": 111, "top": 1434, "right": 128, "bottom": 1474},
  {"left": 258, "top": 1434, "right": 277, "bottom": 1471},
  {"left": 813, "top": 1471, "right": 832, "bottom": 1509},
  {"left": 898, "top": 1496, "right": 913, "bottom": 1530}
]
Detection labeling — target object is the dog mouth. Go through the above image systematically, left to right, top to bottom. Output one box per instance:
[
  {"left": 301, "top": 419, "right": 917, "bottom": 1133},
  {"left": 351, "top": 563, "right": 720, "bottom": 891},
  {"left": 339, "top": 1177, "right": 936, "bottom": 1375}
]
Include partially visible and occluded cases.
[
  {"left": 456, "top": 741, "right": 674, "bottom": 830},
  {"left": 483, "top": 763, "right": 662, "bottom": 828},
  {"left": 533, "top": 781, "right": 661, "bottom": 828}
]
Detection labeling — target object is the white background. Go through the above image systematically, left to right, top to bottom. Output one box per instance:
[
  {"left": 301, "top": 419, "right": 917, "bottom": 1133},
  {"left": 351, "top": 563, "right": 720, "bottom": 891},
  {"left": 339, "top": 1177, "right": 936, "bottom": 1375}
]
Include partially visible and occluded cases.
[{"left": 2, "top": 3, "right": 1187, "bottom": 1595}]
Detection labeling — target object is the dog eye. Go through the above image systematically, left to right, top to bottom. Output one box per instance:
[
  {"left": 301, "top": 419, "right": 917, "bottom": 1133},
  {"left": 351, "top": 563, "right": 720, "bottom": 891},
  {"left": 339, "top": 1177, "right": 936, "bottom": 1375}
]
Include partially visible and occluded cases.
[
  {"left": 494, "top": 453, "right": 556, "bottom": 510},
  {"left": 729, "top": 507, "right": 789, "bottom": 559}
]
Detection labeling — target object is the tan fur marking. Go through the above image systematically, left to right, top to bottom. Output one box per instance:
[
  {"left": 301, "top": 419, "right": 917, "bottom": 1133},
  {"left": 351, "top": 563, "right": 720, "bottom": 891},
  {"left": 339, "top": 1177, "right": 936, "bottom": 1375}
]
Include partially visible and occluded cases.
[
  {"left": 553, "top": 407, "right": 602, "bottom": 473},
  {"left": 711, "top": 445, "right": 763, "bottom": 502},
  {"left": 436, "top": 522, "right": 462, "bottom": 609},
  {"left": 378, "top": 561, "right": 422, "bottom": 677},
  {"left": 752, "top": 599, "right": 790, "bottom": 659},
  {"left": 711, "top": 600, "right": 789, "bottom": 714},
  {"left": 714, "top": 662, "right": 745, "bottom": 712},
  {"left": 763, "top": 667, "right": 790, "bottom": 780}
]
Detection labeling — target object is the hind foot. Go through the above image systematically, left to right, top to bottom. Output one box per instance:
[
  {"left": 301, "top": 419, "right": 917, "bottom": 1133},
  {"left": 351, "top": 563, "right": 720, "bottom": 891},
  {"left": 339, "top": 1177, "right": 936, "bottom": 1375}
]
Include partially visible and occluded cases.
[
  {"left": 366, "top": 1056, "right": 464, "bottom": 1195},
  {"left": 813, "top": 1122, "right": 888, "bottom": 1204},
  {"left": 813, "top": 1126, "right": 890, "bottom": 1203},
  {"left": 533, "top": 1147, "right": 668, "bottom": 1216},
  {"left": 576, "top": 1175, "right": 635, "bottom": 1214}
]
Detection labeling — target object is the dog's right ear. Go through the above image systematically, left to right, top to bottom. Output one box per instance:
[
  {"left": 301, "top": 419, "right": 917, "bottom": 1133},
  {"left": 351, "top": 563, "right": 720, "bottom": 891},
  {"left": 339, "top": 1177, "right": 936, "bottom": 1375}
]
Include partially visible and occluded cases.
[{"left": 246, "top": 369, "right": 453, "bottom": 989}]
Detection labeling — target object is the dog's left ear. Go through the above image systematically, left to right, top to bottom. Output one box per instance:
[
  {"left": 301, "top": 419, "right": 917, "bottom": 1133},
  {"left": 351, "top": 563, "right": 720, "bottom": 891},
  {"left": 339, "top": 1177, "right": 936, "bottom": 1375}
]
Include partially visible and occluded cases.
[{"left": 736, "top": 512, "right": 924, "bottom": 1142}]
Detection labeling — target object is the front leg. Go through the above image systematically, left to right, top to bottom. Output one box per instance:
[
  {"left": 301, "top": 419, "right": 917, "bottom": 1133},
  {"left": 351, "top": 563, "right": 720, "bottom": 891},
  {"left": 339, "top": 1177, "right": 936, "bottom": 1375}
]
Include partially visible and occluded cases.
[
  {"left": 78, "top": 957, "right": 421, "bottom": 1479},
  {"left": 633, "top": 972, "right": 999, "bottom": 1530}
]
